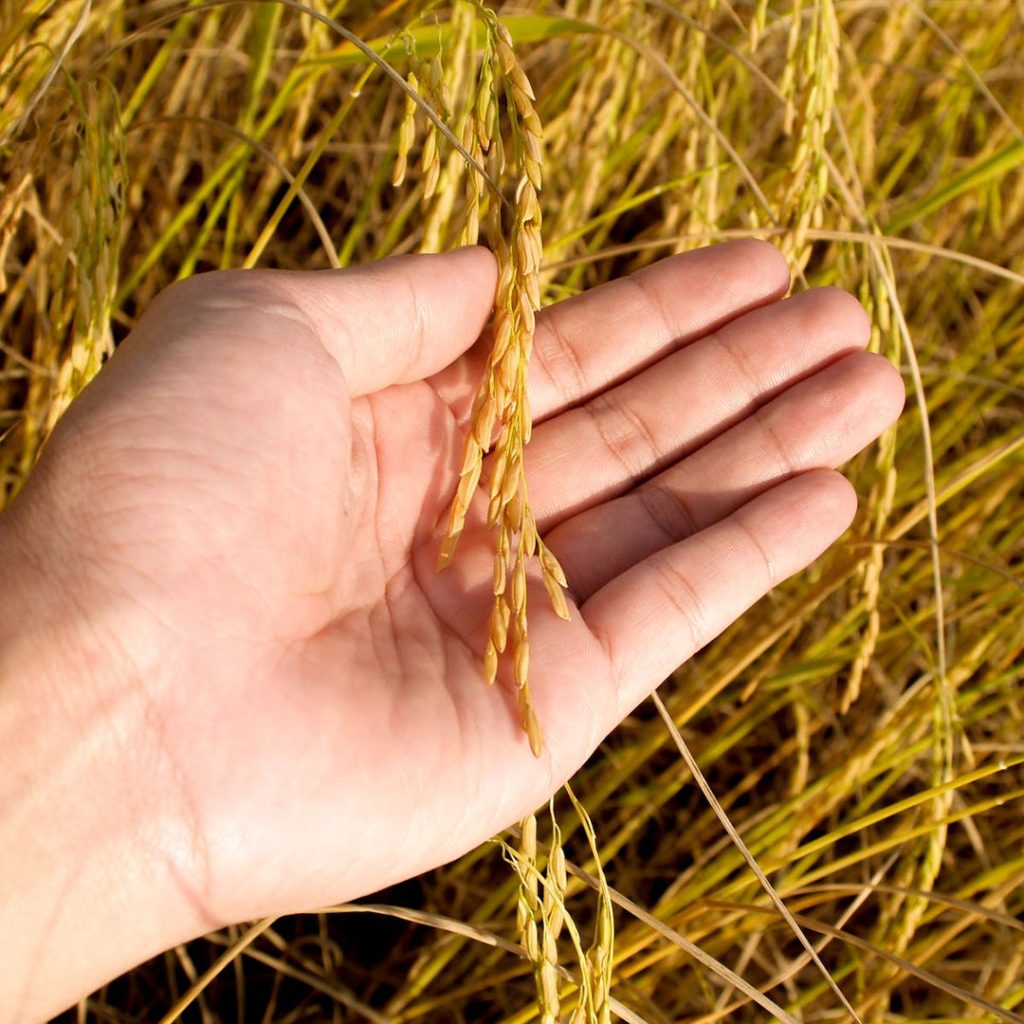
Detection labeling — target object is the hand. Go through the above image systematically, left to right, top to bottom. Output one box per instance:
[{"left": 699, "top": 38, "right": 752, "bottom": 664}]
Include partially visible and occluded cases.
[{"left": 0, "top": 241, "right": 903, "bottom": 1018}]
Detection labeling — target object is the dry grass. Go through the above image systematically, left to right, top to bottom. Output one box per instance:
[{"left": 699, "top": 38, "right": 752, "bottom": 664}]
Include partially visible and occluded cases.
[{"left": 2, "top": 1, "right": 1024, "bottom": 1021}]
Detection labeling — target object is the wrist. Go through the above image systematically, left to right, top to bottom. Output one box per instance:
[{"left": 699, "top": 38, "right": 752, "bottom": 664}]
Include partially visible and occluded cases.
[{"left": 0, "top": 502, "right": 212, "bottom": 1021}]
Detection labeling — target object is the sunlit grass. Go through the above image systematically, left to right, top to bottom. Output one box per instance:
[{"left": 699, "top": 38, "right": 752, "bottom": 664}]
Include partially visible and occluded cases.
[{"left": 1, "top": 1, "right": 1023, "bottom": 1021}]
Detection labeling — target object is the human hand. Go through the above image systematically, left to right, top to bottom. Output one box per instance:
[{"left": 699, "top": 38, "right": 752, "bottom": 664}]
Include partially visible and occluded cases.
[{"left": 0, "top": 241, "right": 903, "bottom": 1018}]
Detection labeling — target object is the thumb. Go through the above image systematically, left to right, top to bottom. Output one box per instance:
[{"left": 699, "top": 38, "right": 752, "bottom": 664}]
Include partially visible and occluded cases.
[{"left": 281, "top": 246, "right": 498, "bottom": 397}]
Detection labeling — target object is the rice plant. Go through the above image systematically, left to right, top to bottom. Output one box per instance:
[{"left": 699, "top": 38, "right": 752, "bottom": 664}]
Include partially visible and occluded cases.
[{"left": 1, "top": 1, "right": 1023, "bottom": 1021}]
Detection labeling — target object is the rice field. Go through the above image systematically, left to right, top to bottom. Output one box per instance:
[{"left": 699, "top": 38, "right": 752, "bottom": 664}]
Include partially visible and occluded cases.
[{"left": 2, "top": 1, "right": 1023, "bottom": 1021}]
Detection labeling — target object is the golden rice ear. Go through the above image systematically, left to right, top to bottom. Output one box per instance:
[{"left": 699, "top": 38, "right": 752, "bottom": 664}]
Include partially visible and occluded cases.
[
  {"left": 432, "top": 6, "right": 566, "bottom": 760},
  {"left": 390, "top": 71, "right": 418, "bottom": 187},
  {"left": 45, "top": 82, "right": 124, "bottom": 440},
  {"left": 421, "top": 124, "right": 439, "bottom": 199},
  {"left": 472, "top": 394, "right": 496, "bottom": 448},
  {"left": 436, "top": 530, "right": 461, "bottom": 571},
  {"left": 538, "top": 541, "right": 567, "bottom": 589},
  {"left": 492, "top": 549, "right": 507, "bottom": 597},
  {"left": 511, "top": 554, "right": 527, "bottom": 616},
  {"left": 543, "top": 570, "right": 571, "bottom": 621},
  {"left": 488, "top": 595, "right": 510, "bottom": 654},
  {"left": 513, "top": 636, "right": 529, "bottom": 689},
  {"left": 483, "top": 639, "right": 498, "bottom": 685},
  {"left": 522, "top": 701, "right": 542, "bottom": 759}
]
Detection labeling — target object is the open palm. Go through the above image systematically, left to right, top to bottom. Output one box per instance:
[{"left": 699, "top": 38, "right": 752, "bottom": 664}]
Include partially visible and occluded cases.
[{"left": 9, "top": 241, "right": 903, "bottom": 933}]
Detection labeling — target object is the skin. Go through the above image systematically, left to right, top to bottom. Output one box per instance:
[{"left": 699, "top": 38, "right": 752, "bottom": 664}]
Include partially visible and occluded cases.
[{"left": 0, "top": 241, "right": 904, "bottom": 1020}]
